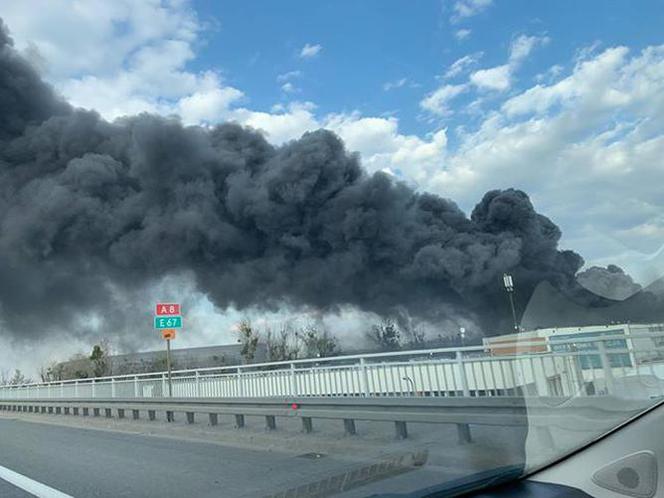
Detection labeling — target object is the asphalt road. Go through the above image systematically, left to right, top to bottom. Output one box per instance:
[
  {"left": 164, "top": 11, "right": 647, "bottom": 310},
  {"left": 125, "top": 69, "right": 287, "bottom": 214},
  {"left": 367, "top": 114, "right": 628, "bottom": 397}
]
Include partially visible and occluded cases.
[
  {"left": 0, "top": 413, "right": 527, "bottom": 497},
  {"left": 0, "top": 417, "right": 378, "bottom": 497},
  {"left": 0, "top": 479, "right": 33, "bottom": 498}
]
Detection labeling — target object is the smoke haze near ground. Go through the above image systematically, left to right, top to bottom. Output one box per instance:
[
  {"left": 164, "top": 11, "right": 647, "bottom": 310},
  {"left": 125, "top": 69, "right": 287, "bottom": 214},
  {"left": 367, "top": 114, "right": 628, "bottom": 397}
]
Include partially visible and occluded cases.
[{"left": 0, "top": 19, "right": 590, "bottom": 345}]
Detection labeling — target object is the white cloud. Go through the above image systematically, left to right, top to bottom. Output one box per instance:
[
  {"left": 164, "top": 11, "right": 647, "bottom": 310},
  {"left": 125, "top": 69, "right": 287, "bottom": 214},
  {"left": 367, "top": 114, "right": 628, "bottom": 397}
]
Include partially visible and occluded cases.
[
  {"left": 2, "top": 0, "right": 243, "bottom": 123},
  {"left": 451, "top": 0, "right": 493, "bottom": 23},
  {"left": 455, "top": 29, "right": 472, "bottom": 41},
  {"left": 423, "top": 34, "right": 548, "bottom": 115},
  {"left": 509, "top": 34, "right": 550, "bottom": 65},
  {"left": 469, "top": 35, "right": 549, "bottom": 92},
  {"left": 299, "top": 43, "right": 322, "bottom": 59},
  {"left": 426, "top": 44, "right": 664, "bottom": 275},
  {"left": 444, "top": 52, "right": 483, "bottom": 79},
  {"left": 469, "top": 64, "right": 511, "bottom": 90},
  {"left": 535, "top": 64, "right": 564, "bottom": 83},
  {"left": 276, "top": 70, "right": 302, "bottom": 82},
  {"left": 177, "top": 78, "right": 244, "bottom": 124},
  {"left": 383, "top": 78, "right": 408, "bottom": 91},
  {"left": 280, "top": 82, "right": 298, "bottom": 93},
  {"left": 420, "top": 83, "right": 468, "bottom": 115},
  {"left": 230, "top": 102, "right": 320, "bottom": 145},
  {"left": 324, "top": 113, "right": 449, "bottom": 184}
]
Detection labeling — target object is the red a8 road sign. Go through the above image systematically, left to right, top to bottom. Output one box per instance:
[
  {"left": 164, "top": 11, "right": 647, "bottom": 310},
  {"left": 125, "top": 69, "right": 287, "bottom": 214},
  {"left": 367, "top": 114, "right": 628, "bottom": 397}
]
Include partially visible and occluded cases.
[{"left": 156, "top": 303, "right": 180, "bottom": 316}]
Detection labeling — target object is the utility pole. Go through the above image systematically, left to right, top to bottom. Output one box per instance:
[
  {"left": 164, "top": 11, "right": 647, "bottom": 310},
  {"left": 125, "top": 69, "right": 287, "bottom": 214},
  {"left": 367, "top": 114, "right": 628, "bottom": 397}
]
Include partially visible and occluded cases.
[{"left": 503, "top": 273, "right": 519, "bottom": 332}]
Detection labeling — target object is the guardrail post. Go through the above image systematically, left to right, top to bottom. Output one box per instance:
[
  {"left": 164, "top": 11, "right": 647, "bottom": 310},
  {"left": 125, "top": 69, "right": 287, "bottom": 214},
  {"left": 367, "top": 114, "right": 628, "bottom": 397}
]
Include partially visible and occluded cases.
[
  {"left": 598, "top": 342, "right": 616, "bottom": 394},
  {"left": 456, "top": 351, "right": 470, "bottom": 397},
  {"left": 359, "top": 358, "right": 370, "bottom": 397},
  {"left": 195, "top": 371, "right": 201, "bottom": 397},
  {"left": 134, "top": 376, "right": 139, "bottom": 398},
  {"left": 111, "top": 378, "right": 116, "bottom": 398},
  {"left": 234, "top": 414, "right": 245, "bottom": 428},
  {"left": 343, "top": 418, "right": 356, "bottom": 436},
  {"left": 395, "top": 421, "right": 408, "bottom": 440},
  {"left": 457, "top": 423, "right": 472, "bottom": 444}
]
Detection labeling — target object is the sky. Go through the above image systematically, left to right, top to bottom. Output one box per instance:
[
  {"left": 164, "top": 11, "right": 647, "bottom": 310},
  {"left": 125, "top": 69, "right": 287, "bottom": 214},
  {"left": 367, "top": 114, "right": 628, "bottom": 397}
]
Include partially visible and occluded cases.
[{"left": 2, "top": 0, "right": 664, "bottom": 374}]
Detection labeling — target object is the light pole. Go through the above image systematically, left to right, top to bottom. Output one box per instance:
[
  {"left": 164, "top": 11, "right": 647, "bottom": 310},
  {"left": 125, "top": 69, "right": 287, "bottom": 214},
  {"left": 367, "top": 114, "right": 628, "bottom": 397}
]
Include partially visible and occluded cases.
[{"left": 503, "top": 273, "right": 519, "bottom": 332}]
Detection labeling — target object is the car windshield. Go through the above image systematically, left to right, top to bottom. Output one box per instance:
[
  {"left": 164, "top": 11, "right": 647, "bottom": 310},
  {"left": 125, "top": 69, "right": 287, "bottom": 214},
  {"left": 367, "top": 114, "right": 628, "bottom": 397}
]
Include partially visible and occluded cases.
[{"left": 1, "top": 1, "right": 663, "bottom": 497}]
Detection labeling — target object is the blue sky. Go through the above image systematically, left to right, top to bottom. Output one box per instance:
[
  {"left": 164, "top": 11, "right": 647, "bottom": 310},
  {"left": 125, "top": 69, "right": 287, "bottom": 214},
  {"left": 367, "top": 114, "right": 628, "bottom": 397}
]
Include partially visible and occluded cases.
[{"left": 191, "top": 0, "right": 664, "bottom": 138}]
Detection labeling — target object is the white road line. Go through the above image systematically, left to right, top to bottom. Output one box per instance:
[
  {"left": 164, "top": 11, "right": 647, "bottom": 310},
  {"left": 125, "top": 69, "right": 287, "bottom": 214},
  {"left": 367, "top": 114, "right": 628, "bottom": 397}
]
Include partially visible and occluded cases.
[{"left": 0, "top": 464, "right": 74, "bottom": 498}]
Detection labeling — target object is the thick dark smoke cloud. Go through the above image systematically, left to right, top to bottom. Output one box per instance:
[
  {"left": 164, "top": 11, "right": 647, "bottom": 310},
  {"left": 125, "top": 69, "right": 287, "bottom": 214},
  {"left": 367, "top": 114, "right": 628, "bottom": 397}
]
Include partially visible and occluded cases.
[
  {"left": 0, "top": 20, "right": 587, "bottom": 342},
  {"left": 577, "top": 265, "right": 642, "bottom": 301}
]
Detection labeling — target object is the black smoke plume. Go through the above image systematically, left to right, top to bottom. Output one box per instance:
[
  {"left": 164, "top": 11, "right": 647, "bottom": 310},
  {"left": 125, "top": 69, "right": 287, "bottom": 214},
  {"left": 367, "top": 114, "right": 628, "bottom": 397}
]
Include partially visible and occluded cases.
[{"left": 0, "top": 20, "right": 587, "bottom": 343}]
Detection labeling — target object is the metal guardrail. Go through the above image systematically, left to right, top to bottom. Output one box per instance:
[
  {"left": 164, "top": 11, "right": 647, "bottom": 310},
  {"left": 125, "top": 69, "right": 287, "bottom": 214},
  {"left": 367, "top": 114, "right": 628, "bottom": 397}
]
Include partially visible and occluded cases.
[
  {"left": 2, "top": 330, "right": 664, "bottom": 401},
  {"left": 0, "top": 395, "right": 648, "bottom": 443}
]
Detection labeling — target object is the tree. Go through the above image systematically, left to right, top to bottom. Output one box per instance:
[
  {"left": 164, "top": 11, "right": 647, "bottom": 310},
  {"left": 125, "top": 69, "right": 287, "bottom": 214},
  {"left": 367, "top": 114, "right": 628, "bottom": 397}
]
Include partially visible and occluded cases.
[
  {"left": 366, "top": 318, "right": 401, "bottom": 351},
  {"left": 237, "top": 319, "right": 259, "bottom": 363},
  {"left": 297, "top": 324, "right": 339, "bottom": 358},
  {"left": 265, "top": 325, "right": 299, "bottom": 362},
  {"left": 90, "top": 340, "right": 110, "bottom": 377},
  {"left": 38, "top": 361, "right": 65, "bottom": 382},
  {"left": 6, "top": 369, "right": 31, "bottom": 385}
]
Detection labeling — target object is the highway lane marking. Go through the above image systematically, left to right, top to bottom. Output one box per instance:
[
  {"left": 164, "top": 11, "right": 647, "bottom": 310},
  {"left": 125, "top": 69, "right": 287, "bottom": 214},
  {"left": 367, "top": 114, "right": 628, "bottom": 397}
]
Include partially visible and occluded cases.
[{"left": 0, "top": 464, "right": 74, "bottom": 498}]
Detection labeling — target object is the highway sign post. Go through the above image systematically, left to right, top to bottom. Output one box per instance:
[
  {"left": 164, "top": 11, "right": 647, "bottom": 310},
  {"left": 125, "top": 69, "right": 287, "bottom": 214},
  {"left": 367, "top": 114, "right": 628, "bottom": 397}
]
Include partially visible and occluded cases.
[{"left": 154, "top": 303, "right": 182, "bottom": 402}]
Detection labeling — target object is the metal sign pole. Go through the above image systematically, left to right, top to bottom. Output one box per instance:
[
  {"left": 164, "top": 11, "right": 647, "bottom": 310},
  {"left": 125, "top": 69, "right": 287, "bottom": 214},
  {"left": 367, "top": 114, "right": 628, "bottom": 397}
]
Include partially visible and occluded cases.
[{"left": 166, "top": 338, "right": 173, "bottom": 398}]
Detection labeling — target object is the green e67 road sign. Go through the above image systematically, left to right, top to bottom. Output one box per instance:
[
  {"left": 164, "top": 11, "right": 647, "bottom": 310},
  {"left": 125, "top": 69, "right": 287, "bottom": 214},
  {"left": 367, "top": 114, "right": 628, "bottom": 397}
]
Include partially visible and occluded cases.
[{"left": 154, "top": 316, "right": 182, "bottom": 329}]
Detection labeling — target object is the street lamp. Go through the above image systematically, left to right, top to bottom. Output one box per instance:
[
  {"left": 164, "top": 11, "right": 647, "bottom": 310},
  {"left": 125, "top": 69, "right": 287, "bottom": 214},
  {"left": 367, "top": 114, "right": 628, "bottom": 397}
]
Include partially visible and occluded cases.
[{"left": 503, "top": 273, "right": 519, "bottom": 332}]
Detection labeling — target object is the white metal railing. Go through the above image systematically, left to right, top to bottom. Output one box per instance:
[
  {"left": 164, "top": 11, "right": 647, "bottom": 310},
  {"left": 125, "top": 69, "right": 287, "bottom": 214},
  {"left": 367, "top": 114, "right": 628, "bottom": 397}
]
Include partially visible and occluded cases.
[{"left": 4, "top": 331, "right": 664, "bottom": 401}]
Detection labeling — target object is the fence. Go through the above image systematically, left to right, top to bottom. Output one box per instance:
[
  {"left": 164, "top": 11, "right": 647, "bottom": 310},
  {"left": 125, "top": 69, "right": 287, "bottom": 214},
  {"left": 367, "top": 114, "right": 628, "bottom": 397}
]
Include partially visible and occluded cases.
[
  {"left": 3, "top": 332, "right": 664, "bottom": 401},
  {"left": 0, "top": 395, "right": 650, "bottom": 443}
]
